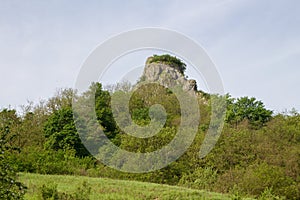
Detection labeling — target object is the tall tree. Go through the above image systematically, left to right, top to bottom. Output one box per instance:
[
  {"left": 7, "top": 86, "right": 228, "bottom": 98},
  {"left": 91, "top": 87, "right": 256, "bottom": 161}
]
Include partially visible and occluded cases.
[
  {"left": 226, "top": 96, "right": 273, "bottom": 128},
  {"left": 44, "top": 107, "right": 90, "bottom": 157},
  {"left": 0, "top": 126, "right": 26, "bottom": 199}
]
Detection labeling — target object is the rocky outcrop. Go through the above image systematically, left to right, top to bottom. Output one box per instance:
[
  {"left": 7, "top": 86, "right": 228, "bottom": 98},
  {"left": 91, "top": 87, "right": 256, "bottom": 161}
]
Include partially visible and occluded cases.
[{"left": 140, "top": 59, "right": 197, "bottom": 94}]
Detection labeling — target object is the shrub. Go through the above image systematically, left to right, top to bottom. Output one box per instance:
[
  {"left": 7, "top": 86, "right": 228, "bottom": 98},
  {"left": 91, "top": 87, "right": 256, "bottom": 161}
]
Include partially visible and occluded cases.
[
  {"left": 0, "top": 126, "right": 26, "bottom": 199},
  {"left": 10, "top": 147, "right": 95, "bottom": 175},
  {"left": 238, "top": 163, "right": 299, "bottom": 199},
  {"left": 178, "top": 167, "right": 218, "bottom": 190},
  {"left": 39, "top": 181, "right": 91, "bottom": 200},
  {"left": 71, "top": 181, "right": 91, "bottom": 200},
  {"left": 39, "top": 183, "right": 59, "bottom": 200},
  {"left": 229, "top": 185, "right": 243, "bottom": 200},
  {"left": 258, "top": 187, "right": 283, "bottom": 200}
]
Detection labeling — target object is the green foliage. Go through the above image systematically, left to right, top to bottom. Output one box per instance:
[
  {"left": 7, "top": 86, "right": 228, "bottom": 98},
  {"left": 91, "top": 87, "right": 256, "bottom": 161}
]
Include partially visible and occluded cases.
[
  {"left": 149, "top": 54, "right": 187, "bottom": 75},
  {"left": 1, "top": 78, "right": 300, "bottom": 200},
  {"left": 78, "top": 82, "right": 119, "bottom": 140},
  {"left": 94, "top": 82, "right": 117, "bottom": 138},
  {"left": 129, "top": 83, "right": 181, "bottom": 127},
  {"left": 46, "top": 88, "right": 74, "bottom": 113},
  {"left": 226, "top": 96, "right": 273, "bottom": 128},
  {"left": 44, "top": 107, "right": 90, "bottom": 157},
  {"left": 0, "top": 109, "right": 22, "bottom": 148},
  {"left": 19, "top": 111, "right": 45, "bottom": 147},
  {"left": 209, "top": 122, "right": 300, "bottom": 199},
  {"left": 0, "top": 126, "right": 26, "bottom": 199},
  {"left": 118, "top": 126, "right": 176, "bottom": 153},
  {"left": 10, "top": 147, "right": 95, "bottom": 175},
  {"left": 239, "top": 163, "right": 299, "bottom": 199},
  {"left": 178, "top": 167, "right": 218, "bottom": 190},
  {"left": 21, "top": 173, "right": 230, "bottom": 200},
  {"left": 38, "top": 181, "right": 91, "bottom": 200},
  {"left": 70, "top": 181, "right": 91, "bottom": 200},
  {"left": 39, "top": 182, "right": 59, "bottom": 200},
  {"left": 229, "top": 185, "right": 243, "bottom": 200},
  {"left": 258, "top": 187, "right": 282, "bottom": 200}
]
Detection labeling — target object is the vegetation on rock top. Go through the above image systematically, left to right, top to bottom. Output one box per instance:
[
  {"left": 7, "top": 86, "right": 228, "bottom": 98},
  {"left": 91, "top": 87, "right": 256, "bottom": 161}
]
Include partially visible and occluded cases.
[{"left": 147, "top": 54, "right": 187, "bottom": 75}]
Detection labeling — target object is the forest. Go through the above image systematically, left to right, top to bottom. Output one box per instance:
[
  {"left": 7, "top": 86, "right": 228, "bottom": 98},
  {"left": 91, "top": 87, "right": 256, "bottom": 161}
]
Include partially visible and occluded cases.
[{"left": 1, "top": 55, "right": 300, "bottom": 199}]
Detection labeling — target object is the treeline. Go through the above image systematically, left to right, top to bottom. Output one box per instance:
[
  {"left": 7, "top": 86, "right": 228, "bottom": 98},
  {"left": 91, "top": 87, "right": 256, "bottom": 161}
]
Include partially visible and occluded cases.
[{"left": 1, "top": 82, "right": 300, "bottom": 199}]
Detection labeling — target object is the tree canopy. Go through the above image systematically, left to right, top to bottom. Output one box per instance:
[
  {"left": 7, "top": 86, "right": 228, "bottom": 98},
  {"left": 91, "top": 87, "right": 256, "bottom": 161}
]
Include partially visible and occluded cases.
[
  {"left": 226, "top": 96, "right": 273, "bottom": 128},
  {"left": 44, "top": 107, "right": 90, "bottom": 157},
  {"left": 0, "top": 125, "right": 26, "bottom": 199}
]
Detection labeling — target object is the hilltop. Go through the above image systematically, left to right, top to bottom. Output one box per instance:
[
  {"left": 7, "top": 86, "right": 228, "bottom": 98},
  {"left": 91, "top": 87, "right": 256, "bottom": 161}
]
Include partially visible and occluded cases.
[{"left": 139, "top": 54, "right": 198, "bottom": 94}]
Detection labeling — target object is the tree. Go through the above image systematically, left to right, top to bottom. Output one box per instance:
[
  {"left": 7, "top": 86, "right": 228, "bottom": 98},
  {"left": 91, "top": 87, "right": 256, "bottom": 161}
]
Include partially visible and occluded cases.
[
  {"left": 94, "top": 82, "right": 117, "bottom": 138},
  {"left": 46, "top": 88, "right": 75, "bottom": 113},
  {"left": 226, "top": 96, "right": 273, "bottom": 128},
  {"left": 44, "top": 107, "right": 90, "bottom": 157},
  {"left": 0, "top": 109, "right": 21, "bottom": 147},
  {"left": 18, "top": 111, "right": 45, "bottom": 148},
  {"left": 0, "top": 126, "right": 26, "bottom": 199}
]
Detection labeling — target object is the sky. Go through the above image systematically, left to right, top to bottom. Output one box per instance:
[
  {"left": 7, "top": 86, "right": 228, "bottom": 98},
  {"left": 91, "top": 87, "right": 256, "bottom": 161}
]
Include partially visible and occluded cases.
[{"left": 0, "top": 0, "right": 299, "bottom": 113}]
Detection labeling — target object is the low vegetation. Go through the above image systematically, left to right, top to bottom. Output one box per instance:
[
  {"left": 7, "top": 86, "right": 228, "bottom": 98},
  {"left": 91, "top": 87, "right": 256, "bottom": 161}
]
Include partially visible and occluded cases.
[
  {"left": 0, "top": 124, "right": 26, "bottom": 199},
  {"left": 19, "top": 173, "right": 233, "bottom": 200}
]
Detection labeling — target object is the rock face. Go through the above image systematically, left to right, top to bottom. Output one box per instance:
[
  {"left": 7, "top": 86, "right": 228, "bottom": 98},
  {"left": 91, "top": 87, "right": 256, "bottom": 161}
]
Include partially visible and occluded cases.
[{"left": 140, "top": 59, "right": 197, "bottom": 94}]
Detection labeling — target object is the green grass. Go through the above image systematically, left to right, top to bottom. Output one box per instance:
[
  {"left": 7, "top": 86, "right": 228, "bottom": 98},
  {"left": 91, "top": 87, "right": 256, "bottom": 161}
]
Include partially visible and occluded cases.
[{"left": 19, "top": 173, "right": 233, "bottom": 200}]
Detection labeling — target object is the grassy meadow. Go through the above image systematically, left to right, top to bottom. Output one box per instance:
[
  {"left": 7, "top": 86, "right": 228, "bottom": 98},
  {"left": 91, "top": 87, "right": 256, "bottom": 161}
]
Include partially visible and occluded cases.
[{"left": 19, "top": 173, "right": 236, "bottom": 200}]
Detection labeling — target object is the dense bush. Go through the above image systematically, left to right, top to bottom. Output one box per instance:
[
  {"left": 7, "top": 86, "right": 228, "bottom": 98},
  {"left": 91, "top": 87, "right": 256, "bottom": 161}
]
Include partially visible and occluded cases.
[
  {"left": 0, "top": 126, "right": 26, "bottom": 199},
  {"left": 9, "top": 147, "right": 95, "bottom": 175},
  {"left": 239, "top": 163, "right": 299, "bottom": 198},
  {"left": 178, "top": 167, "right": 218, "bottom": 190},
  {"left": 39, "top": 181, "right": 91, "bottom": 200},
  {"left": 39, "top": 182, "right": 59, "bottom": 200}
]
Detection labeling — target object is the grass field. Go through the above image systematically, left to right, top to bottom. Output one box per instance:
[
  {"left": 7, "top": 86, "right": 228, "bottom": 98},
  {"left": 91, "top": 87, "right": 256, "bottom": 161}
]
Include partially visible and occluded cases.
[{"left": 19, "top": 173, "right": 236, "bottom": 200}]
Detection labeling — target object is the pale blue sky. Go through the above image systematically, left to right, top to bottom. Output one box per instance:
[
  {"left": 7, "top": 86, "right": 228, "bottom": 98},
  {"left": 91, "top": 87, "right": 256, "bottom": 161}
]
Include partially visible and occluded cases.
[{"left": 0, "top": 0, "right": 299, "bottom": 112}]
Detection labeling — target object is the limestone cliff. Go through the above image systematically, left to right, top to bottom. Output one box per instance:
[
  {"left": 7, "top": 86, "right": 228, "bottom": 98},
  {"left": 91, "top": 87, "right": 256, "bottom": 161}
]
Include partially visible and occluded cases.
[{"left": 138, "top": 56, "right": 198, "bottom": 94}]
